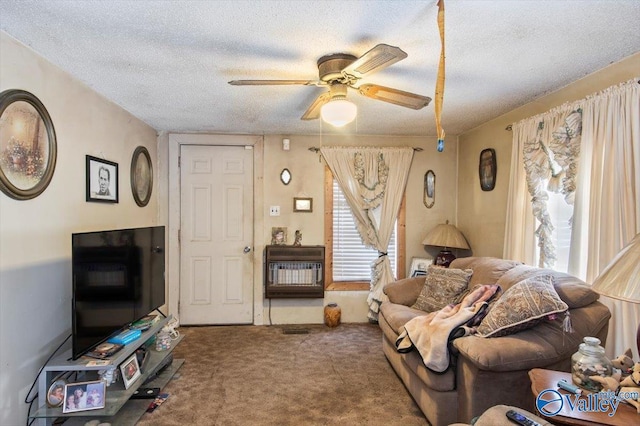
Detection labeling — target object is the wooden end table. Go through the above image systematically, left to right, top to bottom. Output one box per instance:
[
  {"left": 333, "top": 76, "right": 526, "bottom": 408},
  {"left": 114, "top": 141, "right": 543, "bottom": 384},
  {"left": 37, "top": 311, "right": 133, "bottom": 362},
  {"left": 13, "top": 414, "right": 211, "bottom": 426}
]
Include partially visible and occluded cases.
[{"left": 528, "top": 368, "right": 638, "bottom": 425}]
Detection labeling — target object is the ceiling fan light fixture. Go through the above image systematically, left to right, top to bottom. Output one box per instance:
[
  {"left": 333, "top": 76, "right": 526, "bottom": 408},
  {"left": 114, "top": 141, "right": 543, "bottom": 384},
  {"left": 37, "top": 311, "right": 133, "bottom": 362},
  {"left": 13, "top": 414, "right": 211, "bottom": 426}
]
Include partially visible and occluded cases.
[{"left": 320, "top": 98, "right": 357, "bottom": 127}]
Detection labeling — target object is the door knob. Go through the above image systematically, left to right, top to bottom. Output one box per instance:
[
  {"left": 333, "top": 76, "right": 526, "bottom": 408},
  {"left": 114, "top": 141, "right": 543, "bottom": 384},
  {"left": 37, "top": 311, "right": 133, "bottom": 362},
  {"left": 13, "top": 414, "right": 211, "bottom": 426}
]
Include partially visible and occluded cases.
[{"left": 243, "top": 246, "right": 251, "bottom": 253}]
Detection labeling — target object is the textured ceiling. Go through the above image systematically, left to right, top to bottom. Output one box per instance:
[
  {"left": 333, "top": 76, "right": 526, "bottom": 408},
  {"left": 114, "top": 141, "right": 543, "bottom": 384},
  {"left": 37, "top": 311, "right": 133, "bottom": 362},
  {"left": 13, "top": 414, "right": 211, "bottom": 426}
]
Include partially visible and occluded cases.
[{"left": 1, "top": 0, "right": 639, "bottom": 137}]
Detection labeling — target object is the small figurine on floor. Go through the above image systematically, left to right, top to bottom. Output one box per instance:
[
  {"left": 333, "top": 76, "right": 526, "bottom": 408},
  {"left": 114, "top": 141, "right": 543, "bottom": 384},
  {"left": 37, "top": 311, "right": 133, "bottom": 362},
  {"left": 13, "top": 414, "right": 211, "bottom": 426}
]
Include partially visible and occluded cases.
[{"left": 293, "top": 230, "right": 302, "bottom": 246}]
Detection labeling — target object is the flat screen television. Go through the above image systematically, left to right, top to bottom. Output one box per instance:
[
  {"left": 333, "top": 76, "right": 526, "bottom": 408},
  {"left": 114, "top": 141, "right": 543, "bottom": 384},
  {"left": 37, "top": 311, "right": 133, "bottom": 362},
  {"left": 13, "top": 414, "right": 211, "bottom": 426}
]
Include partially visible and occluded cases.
[{"left": 71, "top": 226, "right": 165, "bottom": 360}]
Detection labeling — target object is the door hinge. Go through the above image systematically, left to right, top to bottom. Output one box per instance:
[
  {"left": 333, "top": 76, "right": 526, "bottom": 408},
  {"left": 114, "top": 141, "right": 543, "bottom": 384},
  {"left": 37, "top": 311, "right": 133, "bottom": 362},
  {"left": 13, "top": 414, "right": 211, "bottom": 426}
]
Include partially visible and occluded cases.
[
  {"left": 178, "top": 156, "right": 181, "bottom": 168},
  {"left": 178, "top": 229, "right": 181, "bottom": 243}
]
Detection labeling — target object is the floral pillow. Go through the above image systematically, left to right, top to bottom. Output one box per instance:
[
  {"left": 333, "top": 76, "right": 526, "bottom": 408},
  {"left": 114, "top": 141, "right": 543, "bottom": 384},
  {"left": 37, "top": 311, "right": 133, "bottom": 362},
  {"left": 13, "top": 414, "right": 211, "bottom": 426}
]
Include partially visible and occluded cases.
[
  {"left": 411, "top": 266, "right": 473, "bottom": 313},
  {"left": 476, "top": 274, "right": 568, "bottom": 338}
]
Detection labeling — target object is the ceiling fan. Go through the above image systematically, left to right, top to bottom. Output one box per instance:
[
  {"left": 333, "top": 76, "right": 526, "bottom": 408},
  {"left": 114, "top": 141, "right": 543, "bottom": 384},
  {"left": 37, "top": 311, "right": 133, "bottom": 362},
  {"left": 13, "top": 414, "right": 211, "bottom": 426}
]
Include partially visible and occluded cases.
[{"left": 228, "top": 44, "right": 431, "bottom": 124}]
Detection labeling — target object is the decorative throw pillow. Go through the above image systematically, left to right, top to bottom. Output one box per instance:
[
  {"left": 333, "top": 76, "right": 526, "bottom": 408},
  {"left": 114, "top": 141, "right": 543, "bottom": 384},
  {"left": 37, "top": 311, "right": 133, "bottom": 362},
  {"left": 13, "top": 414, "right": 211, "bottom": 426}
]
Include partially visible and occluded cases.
[
  {"left": 410, "top": 266, "right": 473, "bottom": 313},
  {"left": 476, "top": 274, "right": 568, "bottom": 338}
]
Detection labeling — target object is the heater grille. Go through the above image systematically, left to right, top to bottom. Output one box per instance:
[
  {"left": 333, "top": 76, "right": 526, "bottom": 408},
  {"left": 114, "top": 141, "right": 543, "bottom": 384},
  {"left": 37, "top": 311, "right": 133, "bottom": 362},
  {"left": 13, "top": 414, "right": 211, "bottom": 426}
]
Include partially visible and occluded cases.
[{"left": 264, "top": 245, "right": 325, "bottom": 298}]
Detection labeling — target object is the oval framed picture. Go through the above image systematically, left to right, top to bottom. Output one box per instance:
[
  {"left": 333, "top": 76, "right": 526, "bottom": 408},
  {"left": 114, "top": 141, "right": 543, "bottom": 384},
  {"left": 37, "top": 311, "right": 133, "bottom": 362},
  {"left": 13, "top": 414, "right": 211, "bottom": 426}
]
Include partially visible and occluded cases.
[
  {"left": 0, "top": 89, "right": 57, "bottom": 200},
  {"left": 130, "top": 146, "right": 153, "bottom": 207},
  {"left": 46, "top": 378, "right": 67, "bottom": 408}
]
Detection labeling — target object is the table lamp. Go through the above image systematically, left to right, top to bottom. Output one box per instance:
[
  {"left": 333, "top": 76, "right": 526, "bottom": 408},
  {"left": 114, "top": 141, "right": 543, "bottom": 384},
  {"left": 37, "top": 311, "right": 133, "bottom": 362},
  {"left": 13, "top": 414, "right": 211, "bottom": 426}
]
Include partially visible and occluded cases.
[
  {"left": 422, "top": 220, "right": 470, "bottom": 267},
  {"left": 590, "top": 233, "right": 640, "bottom": 357}
]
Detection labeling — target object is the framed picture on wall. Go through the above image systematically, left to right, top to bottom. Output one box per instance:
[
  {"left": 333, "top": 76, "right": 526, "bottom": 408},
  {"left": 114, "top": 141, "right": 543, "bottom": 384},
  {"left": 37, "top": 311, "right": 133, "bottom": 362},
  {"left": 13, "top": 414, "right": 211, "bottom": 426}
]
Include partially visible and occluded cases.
[
  {"left": 0, "top": 89, "right": 57, "bottom": 200},
  {"left": 479, "top": 148, "right": 497, "bottom": 191},
  {"left": 86, "top": 155, "right": 118, "bottom": 203}
]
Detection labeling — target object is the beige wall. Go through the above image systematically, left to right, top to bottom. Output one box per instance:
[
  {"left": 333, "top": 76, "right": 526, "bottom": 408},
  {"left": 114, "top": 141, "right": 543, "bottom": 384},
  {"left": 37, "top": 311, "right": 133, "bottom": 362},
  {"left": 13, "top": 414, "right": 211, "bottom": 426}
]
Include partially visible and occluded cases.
[
  {"left": 0, "top": 32, "right": 159, "bottom": 426},
  {"left": 457, "top": 52, "right": 640, "bottom": 258},
  {"left": 162, "top": 134, "right": 459, "bottom": 325},
  {"left": 261, "top": 134, "right": 458, "bottom": 323}
]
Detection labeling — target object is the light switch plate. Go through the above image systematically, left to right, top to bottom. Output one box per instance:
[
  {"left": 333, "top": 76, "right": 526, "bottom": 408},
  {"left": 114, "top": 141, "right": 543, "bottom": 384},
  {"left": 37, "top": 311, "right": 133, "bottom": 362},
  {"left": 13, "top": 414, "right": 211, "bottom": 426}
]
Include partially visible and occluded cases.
[{"left": 269, "top": 206, "right": 280, "bottom": 216}]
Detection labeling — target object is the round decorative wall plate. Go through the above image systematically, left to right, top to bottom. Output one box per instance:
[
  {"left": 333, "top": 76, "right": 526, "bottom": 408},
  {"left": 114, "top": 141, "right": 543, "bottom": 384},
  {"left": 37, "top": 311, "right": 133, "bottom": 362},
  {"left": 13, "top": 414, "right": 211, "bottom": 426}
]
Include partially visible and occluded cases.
[
  {"left": 0, "top": 89, "right": 57, "bottom": 200},
  {"left": 130, "top": 146, "right": 153, "bottom": 206}
]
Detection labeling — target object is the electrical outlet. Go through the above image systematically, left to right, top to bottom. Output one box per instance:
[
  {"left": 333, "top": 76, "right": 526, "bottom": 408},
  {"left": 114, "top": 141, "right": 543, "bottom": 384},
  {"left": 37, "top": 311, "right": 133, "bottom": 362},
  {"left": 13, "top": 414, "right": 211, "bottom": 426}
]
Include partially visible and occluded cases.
[{"left": 269, "top": 206, "right": 280, "bottom": 216}]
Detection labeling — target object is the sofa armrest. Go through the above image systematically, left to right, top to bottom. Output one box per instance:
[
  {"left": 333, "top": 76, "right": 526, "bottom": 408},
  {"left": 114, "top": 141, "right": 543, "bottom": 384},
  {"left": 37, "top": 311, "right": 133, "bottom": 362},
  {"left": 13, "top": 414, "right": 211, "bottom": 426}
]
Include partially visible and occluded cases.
[{"left": 383, "top": 276, "right": 425, "bottom": 306}]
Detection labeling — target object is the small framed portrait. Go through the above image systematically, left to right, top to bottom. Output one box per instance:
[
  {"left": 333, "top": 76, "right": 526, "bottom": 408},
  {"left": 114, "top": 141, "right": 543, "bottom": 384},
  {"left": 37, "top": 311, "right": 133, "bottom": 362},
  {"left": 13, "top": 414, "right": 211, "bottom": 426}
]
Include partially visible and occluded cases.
[
  {"left": 0, "top": 89, "right": 57, "bottom": 200},
  {"left": 130, "top": 146, "right": 153, "bottom": 207},
  {"left": 479, "top": 148, "right": 497, "bottom": 191},
  {"left": 86, "top": 155, "right": 118, "bottom": 203},
  {"left": 293, "top": 197, "right": 313, "bottom": 212},
  {"left": 271, "top": 227, "right": 287, "bottom": 245},
  {"left": 410, "top": 257, "right": 433, "bottom": 277},
  {"left": 120, "top": 354, "right": 141, "bottom": 389},
  {"left": 46, "top": 378, "right": 67, "bottom": 408},
  {"left": 62, "top": 380, "right": 106, "bottom": 413}
]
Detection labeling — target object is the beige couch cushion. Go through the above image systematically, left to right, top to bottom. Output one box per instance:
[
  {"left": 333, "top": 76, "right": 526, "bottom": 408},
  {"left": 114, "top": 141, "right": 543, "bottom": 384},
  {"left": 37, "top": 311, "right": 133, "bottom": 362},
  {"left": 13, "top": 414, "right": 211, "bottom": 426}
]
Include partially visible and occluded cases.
[
  {"left": 450, "top": 257, "right": 522, "bottom": 288},
  {"left": 496, "top": 264, "right": 599, "bottom": 308},
  {"left": 411, "top": 266, "right": 473, "bottom": 312},
  {"left": 476, "top": 275, "right": 568, "bottom": 337},
  {"left": 383, "top": 276, "right": 424, "bottom": 306},
  {"left": 454, "top": 301, "right": 611, "bottom": 371}
]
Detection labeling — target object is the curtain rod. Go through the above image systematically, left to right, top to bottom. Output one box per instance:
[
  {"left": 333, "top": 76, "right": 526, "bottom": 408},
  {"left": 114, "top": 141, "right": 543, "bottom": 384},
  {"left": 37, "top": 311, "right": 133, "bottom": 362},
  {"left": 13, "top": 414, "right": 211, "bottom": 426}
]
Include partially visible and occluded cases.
[{"left": 308, "top": 147, "right": 423, "bottom": 153}]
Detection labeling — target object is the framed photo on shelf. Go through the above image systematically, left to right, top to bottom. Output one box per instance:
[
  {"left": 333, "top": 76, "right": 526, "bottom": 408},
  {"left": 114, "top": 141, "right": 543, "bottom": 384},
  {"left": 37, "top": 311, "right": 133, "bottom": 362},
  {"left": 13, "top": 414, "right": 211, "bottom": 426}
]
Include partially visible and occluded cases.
[
  {"left": 86, "top": 155, "right": 118, "bottom": 203},
  {"left": 271, "top": 227, "right": 287, "bottom": 245},
  {"left": 410, "top": 257, "right": 433, "bottom": 277},
  {"left": 120, "top": 353, "right": 142, "bottom": 389},
  {"left": 46, "top": 377, "right": 67, "bottom": 408},
  {"left": 62, "top": 380, "right": 106, "bottom": 413}
]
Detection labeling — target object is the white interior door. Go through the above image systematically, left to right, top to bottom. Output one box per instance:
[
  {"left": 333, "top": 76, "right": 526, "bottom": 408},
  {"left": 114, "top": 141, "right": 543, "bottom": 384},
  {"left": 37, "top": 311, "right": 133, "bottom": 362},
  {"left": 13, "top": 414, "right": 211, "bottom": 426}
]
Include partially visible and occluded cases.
[{"left": 179, "top": 145, "right": 253, "bottom": 324}]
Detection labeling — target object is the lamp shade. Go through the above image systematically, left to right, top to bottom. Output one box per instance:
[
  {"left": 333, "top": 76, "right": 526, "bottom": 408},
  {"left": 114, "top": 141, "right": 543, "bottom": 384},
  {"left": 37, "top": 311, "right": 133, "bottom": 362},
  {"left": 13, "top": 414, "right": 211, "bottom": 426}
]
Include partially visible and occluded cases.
[
  {"left": 321, "top": 99, "right": 357, "bottom": 127},
  {"left": 421, "top": 221, "right": 470, "bottom": 250},
  {"left": 591, "top": 233, "right": 640, "bottom": 303}
]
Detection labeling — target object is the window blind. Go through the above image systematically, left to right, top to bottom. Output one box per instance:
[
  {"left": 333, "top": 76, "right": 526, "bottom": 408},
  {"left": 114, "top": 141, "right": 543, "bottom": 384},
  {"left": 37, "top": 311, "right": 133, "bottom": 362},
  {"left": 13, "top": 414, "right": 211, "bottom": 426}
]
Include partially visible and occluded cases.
[{"left": 332, "top": 180, "right": 397, "bottom": 281}]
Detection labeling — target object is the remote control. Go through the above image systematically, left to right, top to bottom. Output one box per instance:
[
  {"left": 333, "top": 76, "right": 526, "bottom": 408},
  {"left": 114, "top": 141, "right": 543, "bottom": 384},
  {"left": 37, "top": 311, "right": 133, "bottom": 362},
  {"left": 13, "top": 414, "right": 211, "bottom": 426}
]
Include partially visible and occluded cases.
[{"left": 505, "top": 409, "right": 543, "bottom": 426}]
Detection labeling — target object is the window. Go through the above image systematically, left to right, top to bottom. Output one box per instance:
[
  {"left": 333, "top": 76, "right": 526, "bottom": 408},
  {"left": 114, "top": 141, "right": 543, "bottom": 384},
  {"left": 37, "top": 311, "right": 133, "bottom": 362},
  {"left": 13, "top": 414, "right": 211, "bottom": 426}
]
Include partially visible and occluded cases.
[
  {"left": 324, "top": 167, "right": 405, "bottom": 290},
  {"left": 539, "top": 192, "right": 573, "bottom": 273}
]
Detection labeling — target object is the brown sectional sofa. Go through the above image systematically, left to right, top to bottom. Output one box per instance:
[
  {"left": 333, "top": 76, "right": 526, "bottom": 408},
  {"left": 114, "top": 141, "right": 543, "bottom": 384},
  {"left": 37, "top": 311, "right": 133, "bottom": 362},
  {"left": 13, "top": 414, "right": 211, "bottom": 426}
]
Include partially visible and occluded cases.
[{"left": 378, "top": 257, "right": 611, "bottom": 426}]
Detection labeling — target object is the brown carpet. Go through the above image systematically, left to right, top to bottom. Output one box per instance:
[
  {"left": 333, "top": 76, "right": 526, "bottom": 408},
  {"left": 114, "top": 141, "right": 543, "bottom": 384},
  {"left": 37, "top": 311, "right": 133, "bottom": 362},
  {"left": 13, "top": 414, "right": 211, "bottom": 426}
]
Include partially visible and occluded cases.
[{"left": 136, "top": 323, "right": 429, "bottom": 425}]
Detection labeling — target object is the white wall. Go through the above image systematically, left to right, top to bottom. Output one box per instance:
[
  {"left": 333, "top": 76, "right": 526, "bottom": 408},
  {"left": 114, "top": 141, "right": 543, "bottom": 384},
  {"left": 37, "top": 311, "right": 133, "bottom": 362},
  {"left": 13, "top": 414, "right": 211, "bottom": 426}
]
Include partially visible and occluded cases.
[{"left": 0, "top": 32, "right": 159, "bottom": 426}]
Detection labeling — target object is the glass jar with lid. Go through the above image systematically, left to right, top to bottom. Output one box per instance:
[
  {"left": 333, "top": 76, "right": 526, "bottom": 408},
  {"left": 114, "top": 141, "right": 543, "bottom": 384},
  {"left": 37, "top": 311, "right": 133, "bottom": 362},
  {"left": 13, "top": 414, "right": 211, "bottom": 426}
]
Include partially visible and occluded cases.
[{"left": 571, "top": 336, "right": 613, "bottom": 392}]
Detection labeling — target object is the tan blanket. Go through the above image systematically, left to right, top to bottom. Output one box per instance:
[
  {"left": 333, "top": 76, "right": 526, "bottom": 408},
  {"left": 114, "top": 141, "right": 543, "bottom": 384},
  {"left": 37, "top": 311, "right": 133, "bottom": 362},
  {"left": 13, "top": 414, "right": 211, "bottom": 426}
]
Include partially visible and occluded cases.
[{"left": 395, "top": 284, "right": 500, "bottom": 372}]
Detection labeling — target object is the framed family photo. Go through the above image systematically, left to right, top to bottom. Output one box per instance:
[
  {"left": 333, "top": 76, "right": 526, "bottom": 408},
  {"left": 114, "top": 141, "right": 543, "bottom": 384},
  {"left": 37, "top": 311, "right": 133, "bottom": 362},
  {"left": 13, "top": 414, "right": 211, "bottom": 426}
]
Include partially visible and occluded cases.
[
  {"left": 86, "top": 155, "right": 118, "bottom": 203},
  {"left": 120, "top": 354, "right": 141, "bottom": 389},
  {"left": 62, "top": 380, "right": 106, "bottom": 413}
]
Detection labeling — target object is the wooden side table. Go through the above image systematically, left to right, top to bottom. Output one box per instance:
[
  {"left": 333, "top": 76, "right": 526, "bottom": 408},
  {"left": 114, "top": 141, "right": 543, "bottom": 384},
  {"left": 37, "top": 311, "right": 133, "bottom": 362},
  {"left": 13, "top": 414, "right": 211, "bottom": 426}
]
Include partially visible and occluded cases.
[{"left": 528, "top": 368, "right": 638, "bottom": 426}]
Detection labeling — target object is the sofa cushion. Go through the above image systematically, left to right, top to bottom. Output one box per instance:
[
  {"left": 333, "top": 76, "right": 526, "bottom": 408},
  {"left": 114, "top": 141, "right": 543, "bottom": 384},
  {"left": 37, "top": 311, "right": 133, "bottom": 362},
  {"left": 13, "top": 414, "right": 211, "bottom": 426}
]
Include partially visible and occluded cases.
[
  {"left": 450, "top": 257, "right": 522, "bottom": 288},
  {"left": 496, "top": 264, "right": 599, "bottom": 308},
  {"left": 411, "top": 266, "right": 473, "bottom": 312},
  {"left": 476, "top": 275, "right": 568, "bottom": 338},
  {"left": 383, "top": 276, "right": 425, "bottom": 306},
  {"left": 379, "top": 302, "right": 429, "bottom": 334},
  {"left": 454, "top": 302, "right": 611, "bottom": 371}
]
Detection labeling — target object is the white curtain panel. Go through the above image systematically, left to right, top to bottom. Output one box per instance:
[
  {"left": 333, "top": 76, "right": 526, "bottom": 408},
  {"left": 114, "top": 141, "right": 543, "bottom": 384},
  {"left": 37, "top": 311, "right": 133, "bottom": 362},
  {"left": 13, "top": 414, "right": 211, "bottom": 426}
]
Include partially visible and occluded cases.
[
  {"left": 504, "top": 77, "right": 639, "bottom": 358},
  {"left": 574, "top": 78, "right": 640, "bottom": 359},
  {"left": 504, "top": 100, "right": 581, "bottom": 265},
  {"left": 320, "top": 146, "right": 414, "bottom": 321}
]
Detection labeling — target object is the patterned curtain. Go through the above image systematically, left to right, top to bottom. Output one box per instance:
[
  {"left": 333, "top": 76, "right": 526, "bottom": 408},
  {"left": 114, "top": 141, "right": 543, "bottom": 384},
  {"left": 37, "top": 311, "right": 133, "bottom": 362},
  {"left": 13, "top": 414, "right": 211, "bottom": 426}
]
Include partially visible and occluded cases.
[
  {"left": 507, "top": 102, "right": 582, "bottom": 268},
  {"left": 320, "top": 146, "right": 414, "bottom": 321}
]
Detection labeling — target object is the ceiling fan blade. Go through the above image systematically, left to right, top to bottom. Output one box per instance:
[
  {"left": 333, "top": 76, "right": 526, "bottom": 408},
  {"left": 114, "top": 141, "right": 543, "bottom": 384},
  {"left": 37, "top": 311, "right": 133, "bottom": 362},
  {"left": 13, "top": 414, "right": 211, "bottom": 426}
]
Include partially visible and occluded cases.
[
  {"left": 341, "top": 44, "right": 408, "bottom": 79},
  {"left": 228, "top": 79, "right": 321, "bottom": 86},
  {"left": 357, "top": 84, "right": 431, "bottom": 110},
  {"left": 301, "top": 92, "right": 332, "bottom": 120}
]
